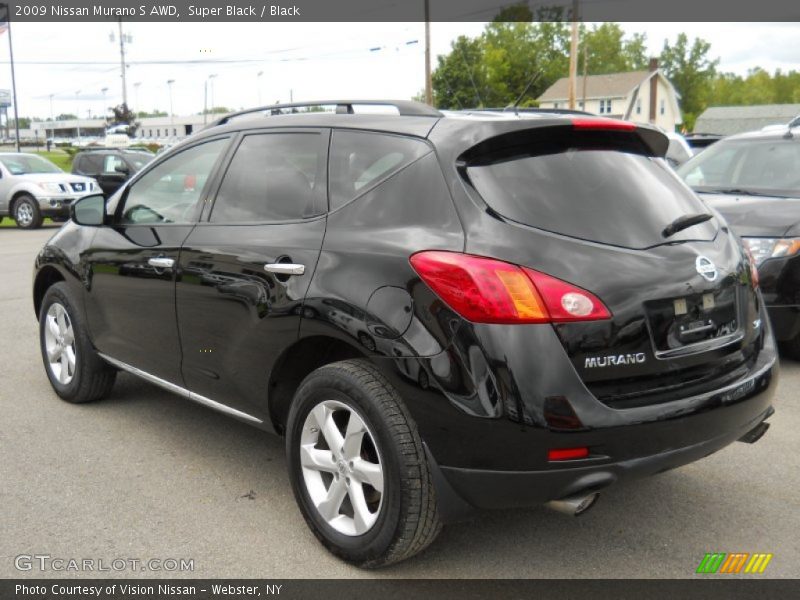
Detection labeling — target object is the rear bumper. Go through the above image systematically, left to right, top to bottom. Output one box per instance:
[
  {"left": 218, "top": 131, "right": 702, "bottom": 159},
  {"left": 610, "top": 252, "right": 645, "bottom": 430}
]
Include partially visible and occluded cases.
[
  {"left": 369, "top": 307, "right": 779, "bottom": 516},
  {"left": 439, "top": 403, "right": 774, "bottom": 511}
]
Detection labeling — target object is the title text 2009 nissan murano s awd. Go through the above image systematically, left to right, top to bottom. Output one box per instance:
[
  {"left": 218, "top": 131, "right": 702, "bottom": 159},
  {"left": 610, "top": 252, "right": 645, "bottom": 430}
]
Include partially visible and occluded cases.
[{"left": 33, "top": 100, "right": 778, "bottom": 567}]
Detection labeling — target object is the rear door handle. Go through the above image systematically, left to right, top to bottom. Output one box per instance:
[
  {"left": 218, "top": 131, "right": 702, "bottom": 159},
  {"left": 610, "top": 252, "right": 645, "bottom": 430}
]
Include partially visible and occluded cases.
[
  {"left": 148, "top": 257, "right": 175, "bottom": 269},
  {"left": 264, "top": 263, "right": 305, "bottom": 276}
]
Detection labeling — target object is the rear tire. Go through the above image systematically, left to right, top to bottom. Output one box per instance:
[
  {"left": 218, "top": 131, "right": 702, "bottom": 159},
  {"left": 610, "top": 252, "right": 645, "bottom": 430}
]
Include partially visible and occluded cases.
[
  {"left": 13, "top": 194, "right": 43, "bottom": 229},
  {"left": 39, "top": 282, "right": 116, "bottom": 403},
  {"left": 286, "top": 359, "right": 441, "bottom": 568}
]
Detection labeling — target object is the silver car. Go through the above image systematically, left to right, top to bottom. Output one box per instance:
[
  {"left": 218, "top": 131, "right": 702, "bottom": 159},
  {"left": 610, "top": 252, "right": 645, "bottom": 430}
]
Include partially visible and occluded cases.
[{"left": 0, "top": 153, "right": 98, "bottom": 229}]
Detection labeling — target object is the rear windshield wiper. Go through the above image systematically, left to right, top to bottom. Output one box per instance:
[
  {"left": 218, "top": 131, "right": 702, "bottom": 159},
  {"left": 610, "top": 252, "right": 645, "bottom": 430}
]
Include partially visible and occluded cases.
[
  {"left": 704, "top": 187, "right": 768, "bottom": 196},
  {"left": 662, "top": 213, "right": 714, "bottom": 238}
]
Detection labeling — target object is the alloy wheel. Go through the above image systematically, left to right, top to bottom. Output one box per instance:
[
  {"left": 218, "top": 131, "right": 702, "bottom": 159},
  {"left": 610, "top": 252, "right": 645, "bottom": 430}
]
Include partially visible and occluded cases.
[
  {"left": 16, "top": 202, "right": 34, "bottom": 227},
  {"left": 44, "top": 302, "right": 77, "bottom": 385},
  {"left": 299, "top": 400, "right": 384, "bottom": 536}
]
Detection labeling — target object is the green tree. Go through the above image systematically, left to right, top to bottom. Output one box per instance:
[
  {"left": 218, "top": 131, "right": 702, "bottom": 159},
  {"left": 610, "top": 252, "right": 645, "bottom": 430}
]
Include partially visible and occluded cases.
[
  {"left": 580, "top": 23, "right": 648, "bottom": 75},
  {"left": 659, "top": 33, "right": 719, "bottom": 130}
]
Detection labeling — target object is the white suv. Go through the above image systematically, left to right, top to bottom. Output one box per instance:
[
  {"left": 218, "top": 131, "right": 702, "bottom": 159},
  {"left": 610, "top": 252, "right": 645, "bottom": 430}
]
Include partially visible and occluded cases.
[{"left": 0, "top": 153, "right": 98, "bottom": 229}]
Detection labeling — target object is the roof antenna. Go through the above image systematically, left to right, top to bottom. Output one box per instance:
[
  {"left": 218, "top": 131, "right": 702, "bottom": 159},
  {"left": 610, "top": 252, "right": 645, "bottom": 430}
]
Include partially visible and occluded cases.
[{"left": 507, "top": 70, "right": 543, "bottom": 116}]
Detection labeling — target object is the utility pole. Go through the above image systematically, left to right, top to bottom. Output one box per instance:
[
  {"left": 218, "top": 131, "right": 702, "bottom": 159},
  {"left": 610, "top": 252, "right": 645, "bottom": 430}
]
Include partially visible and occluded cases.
[
  {"left": 424, "top": 0, "right": 432, "bottom": 105},
  {"left": 567, "top": 0, "right": 579, "bottom": 110},
  {"left": 3, "top": 3, "right": 21, "bottom": 152},
  {"left": 117, "top": 20, "right": 129, "bottom": 108},
  {"left": 582, "top": 40, "right": 588, "bottom": 110},
  {"left": 257, "top": 71, "right": 263, "bottom": 105}
]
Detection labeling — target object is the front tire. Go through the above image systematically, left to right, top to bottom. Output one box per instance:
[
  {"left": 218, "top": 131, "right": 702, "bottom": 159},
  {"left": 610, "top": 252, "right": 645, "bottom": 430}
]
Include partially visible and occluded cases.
[
  {"left": 13, "top": 194, "right": 43, "bottom": 229},
  {"left": 39, "top": 282, "right": 116, "bottom": 403},
  {"left": 286, "top": 359, "right": 441, "bottom": 568}
]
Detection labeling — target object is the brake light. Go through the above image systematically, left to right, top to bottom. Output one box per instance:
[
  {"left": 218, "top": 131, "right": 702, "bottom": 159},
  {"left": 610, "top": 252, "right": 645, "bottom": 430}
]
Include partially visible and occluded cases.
[
  {"left": 571, "top": 117, "right": 637, "bottom": 131},
  {"left": 409, "top": 251, "right": 611, "bottom": 324},
  {"left": 548, "top": 447, "right": 590, "bottom": 461}
]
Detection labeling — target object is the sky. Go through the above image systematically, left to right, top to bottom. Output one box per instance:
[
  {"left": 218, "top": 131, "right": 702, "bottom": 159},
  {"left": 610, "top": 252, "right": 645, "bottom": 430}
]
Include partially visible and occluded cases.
[{"left": 0, "top": 21, "right": 798, "bottom": 120}]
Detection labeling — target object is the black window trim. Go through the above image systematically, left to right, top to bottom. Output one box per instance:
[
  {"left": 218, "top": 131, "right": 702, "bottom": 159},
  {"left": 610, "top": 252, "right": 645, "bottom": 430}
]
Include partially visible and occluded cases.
[
  {"left": 198, "top": 127, "right": 331, "bottom": 226},
  {"left": 113, "top": 134, "right": 233, "bottom": 227}
]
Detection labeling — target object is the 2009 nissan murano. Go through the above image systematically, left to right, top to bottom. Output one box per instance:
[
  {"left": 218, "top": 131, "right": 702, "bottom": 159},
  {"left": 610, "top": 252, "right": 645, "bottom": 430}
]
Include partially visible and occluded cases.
[{"left": 33, "top": 100, "right": 778, "bottom": 567}]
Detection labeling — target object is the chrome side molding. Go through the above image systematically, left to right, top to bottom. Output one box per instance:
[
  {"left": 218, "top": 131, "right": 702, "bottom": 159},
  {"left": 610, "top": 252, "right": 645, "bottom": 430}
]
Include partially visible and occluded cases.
[{"left": 98, "top": 353, "right": 263, "bottom": 425}]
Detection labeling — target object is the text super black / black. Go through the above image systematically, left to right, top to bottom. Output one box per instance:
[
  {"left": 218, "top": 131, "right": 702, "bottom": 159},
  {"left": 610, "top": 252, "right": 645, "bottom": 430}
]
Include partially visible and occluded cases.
[{"left": 33, "top": 100, "right": 778, "bottom": 567}]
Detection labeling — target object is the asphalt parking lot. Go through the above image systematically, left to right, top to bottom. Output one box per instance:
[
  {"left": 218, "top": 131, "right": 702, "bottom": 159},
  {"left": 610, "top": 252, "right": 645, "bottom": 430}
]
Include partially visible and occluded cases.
[{"left": 1, "top": 226, "right": 798, "bottom": 579}]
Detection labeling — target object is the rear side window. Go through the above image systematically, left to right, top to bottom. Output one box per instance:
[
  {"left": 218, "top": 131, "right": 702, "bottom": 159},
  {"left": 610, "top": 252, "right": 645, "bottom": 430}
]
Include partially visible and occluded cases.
[
  {"left": 329, "top": 131, "right": 431, "bottom": 211},
  {"left": 465, "top": 131, "right": 714, "bottom": 249},
  {"left": 210, "top": 132, "right": 326, "bottom": 223}
]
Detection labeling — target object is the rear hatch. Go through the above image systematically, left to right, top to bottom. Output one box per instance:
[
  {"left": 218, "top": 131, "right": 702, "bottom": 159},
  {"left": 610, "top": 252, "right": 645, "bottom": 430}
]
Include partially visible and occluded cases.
[{"left": 458, "top": 120, "right": 764, "bottom": 407}]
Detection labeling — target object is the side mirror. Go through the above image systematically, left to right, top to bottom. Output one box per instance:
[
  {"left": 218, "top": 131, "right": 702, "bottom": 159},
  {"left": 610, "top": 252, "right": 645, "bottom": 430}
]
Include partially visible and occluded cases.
[
  {"left": 114, "top": 163, "right": 130, "bottom": 175},
  {"left": 71, "top": 194, "right": 106, "bottom": 226}
]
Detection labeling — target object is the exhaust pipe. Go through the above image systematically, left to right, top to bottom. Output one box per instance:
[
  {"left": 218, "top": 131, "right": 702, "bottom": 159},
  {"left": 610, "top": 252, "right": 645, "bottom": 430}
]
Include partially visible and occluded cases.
[
  {"left": 738, "top": 421, "right": 770, "bottom": 444},
  {"left": 546, "top": 492, "right": 600, "bottom": 517}
]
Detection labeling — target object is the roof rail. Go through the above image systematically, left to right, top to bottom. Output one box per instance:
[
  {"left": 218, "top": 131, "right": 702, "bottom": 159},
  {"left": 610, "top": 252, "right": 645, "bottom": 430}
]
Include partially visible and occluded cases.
[{"left": 208, "top": 100, "right": 443, "bottom": 127}]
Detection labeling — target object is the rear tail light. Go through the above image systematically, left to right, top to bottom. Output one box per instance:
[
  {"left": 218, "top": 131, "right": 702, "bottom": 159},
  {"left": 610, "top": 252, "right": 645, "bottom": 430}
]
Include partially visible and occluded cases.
[
  {"left": 571, "top": 117, "right": 637, "bottom": 131},
  {"left": 409, "top": 251, "right": 611, "bottom": 324}
]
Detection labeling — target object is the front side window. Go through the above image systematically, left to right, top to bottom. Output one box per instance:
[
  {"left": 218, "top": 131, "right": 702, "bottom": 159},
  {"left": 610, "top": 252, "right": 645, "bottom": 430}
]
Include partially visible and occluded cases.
[
  {"left": 210, "top": 132, "right": 326, "bottom": 223},
  {"left": 120, "top": 138, "right": 228, "bottom": 225},
  {"left": 104, "top": 155, "right": 126, "bottom": 173}
]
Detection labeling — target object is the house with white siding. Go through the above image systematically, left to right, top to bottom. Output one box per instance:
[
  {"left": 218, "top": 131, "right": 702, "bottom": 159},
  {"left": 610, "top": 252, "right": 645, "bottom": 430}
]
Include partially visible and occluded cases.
[{"left": 536, "top": 59, "right": 682, "bottom": 131}]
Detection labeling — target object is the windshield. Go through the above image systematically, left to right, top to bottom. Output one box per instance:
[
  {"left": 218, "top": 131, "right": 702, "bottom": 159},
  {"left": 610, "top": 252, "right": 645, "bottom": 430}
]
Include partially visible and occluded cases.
[
  {"left": 677, "top": 138, "right": 800, "bottom": 198},
  {"left": 0, "top": 155, "right": 62, "bottom": 175}
]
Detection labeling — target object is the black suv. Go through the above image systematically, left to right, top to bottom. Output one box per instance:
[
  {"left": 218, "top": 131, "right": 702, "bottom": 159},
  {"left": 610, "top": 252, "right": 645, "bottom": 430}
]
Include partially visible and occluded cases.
[
  {"left": 34, "top": 100, "right": 778, "bottom": 567},
  {"left": 72, "top": 147, "right": 154, "bottom": 196}
]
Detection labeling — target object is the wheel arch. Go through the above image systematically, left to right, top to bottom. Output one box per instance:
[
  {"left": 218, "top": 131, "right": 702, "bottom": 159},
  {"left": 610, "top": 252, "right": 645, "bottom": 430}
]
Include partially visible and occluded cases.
[
  {"left": 10, "top": 187, "right": 38, "bottom": 212},
  {"left": 33, "top": 265, "right": 66, "bottom": 318},
  {"left": 267, "top": 335, "right": 368, "bottom": 435}
]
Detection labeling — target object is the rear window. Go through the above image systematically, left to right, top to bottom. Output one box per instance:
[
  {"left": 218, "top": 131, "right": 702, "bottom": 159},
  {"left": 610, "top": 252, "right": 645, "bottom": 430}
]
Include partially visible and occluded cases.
[
  {"left": 329, "top": 131, "right": 431, "bottom": 211},
  {"left": 465, "top": 133, "right": 715, "bottom": 249}
]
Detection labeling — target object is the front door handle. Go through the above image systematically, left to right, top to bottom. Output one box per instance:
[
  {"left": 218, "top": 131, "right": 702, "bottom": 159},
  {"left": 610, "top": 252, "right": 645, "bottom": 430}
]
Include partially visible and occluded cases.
[
  {"left": 148, "top": 257, "right": 175, "bottom": 269},
  {"left": 264, "top": 263, "right": 305, "bottom": 276}
]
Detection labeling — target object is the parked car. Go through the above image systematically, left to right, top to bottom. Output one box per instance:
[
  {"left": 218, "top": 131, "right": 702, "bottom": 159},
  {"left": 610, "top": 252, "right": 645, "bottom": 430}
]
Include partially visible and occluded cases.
[
  {"left": 33, "top": 100, "right": 777, "bottom": 567},
  {"left": 677, "top": 127, "right": 800, "bottom": 357},
  {"left": 663, "top": 130, "right": 694, "bottom": 167},
  {"left": 685, "top": 132, "right": 724, "bottom": 152},
  {"left": 72, "top": 147, "right": 154, "bottom": 197},
  {"left": 0, "top": 153, "right": 98, "bottom": 228}
]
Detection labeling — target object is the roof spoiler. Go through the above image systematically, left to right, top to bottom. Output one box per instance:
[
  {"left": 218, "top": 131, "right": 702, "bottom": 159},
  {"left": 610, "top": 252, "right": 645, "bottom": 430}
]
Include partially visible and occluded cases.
[{"left": 208, "top": 100, "right": 443, "bottom": 127}]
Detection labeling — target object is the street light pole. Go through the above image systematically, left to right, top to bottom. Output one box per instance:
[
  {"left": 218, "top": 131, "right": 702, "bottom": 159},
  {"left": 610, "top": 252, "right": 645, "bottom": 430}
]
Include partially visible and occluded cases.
[
  {"left": 257, "top": 71, "right": 263, "bottom": 105},
  {"left": 204, "top": 74, "right": 216, "bottom": 125},
  {"left": 167, "top": 79, "right": 175, "bottom": 129},
  {"left": 133, "top": 82, "right": 141, "bottom": 113},
  {"left": 101, "top": 87, "right": 108, "bottom": 120},
  {"left": 75, "top": 90, "right": 81, "bottom": 141},
  {"left": 49, "top": 94, "right": 54, "bottom": 140}
]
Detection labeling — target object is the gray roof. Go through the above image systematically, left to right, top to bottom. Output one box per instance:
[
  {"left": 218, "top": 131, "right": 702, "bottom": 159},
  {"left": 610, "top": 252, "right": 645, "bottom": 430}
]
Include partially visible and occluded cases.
[
  {"left": 537, "top": 70, "right": 651, "bottom": 102},
  {"left": 694, "top": 104, "right": 800, "bottom": 135}
]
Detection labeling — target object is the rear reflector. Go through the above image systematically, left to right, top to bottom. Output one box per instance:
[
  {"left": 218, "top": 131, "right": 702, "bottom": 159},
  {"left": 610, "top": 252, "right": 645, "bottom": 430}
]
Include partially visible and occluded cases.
[
  {"left": 571, "top": 117, "right": 637, "bottom": 131},
  {"left": 409, "top": 251, "right": 611, "bottom": 324},
  {"left": 548, "top": 447, "right": 590, "bottom": 461}
]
